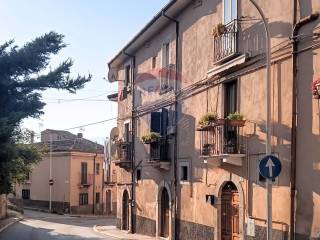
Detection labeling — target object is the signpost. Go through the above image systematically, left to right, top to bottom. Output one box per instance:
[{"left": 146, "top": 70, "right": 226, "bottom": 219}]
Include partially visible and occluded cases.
[
  {"left": 259, "top": 154, "right": 282, "bottom": 240},
  {"left": 259, "top": 155, "right": 282, "bottom": 179}
]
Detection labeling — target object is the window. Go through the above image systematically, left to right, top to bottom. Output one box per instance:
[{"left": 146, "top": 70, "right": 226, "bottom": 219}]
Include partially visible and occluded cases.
[
  {"left": 224, "top": 0, "right": 237, "bottom": 24},
  {"left": 160, "top": 42, "right": 171, "bottom": 91},
  {"left": 152, "top": 56, "right": 157, "bottom": 68},
  {"left": 124, "top": 65, "right": 131, "bottom": 87},
  {"left": 225, "top": 80, "right": 238, "bottom": 154},
  {"left": 124, "top": 123, "right": 130, "bottom": 142},
  {"left": 81, "top": 162, "right": 88, "bottom": 184},
  {"left": 179, "top": 162, "right": 190, "bottom": 183},
  {"left": 96, "top": 163, "right": 100, "bottom": 175},
  {"left": 136, "top": 168, "right": 141, "bottom": 181},
  {"left": 22, "top": 189, "right": 30, "bottom": 199},
  {"left": 95, "top": 192, "right": 100, "bottom": 204},
  {"left": 79, "top": 193, "right": 88, "bottom": 205}
]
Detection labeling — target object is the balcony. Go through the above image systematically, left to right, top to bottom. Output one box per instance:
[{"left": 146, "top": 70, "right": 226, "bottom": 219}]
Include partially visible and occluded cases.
[
  {"left": 213, "top": 19, "right": 238, "bottom": 63},
  {"left": 198, "top": 122, "right": 245, "bottom": 167},
  {"left": 148, "top": 138, "right": 171, "bottom": 170},
  {"left": 112, "top": 142, "right": 131, "bottom": 170},
  {"left": 78, "top": 173, "right": 94, "bottom": 188}
]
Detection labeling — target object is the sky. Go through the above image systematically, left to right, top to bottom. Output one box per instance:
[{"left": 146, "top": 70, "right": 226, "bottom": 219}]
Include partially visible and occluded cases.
[{"left": 0, "top": 0, "right": 168, "bottom": 144}]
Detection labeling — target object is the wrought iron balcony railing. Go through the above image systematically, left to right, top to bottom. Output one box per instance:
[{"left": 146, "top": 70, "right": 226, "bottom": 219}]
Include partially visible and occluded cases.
[
  {"left": 213, "top": 19, "right": 238, "bottom": 63},
  {"left": 199, "top": 123, "right": 245, "bottom": 157},
  {"left": 150, "top": 139, "right": 170, "bottom": 162},
  {"left": 116, "top": 142, "right": 131, "bottom": 162},
  {"left": 79, "top": 173, "right": 94, "bottom": 186}
]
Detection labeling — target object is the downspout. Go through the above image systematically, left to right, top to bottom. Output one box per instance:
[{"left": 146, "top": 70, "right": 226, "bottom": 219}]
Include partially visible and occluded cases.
[
  {"left": 290, "top": 5, "right": 319, "bottom": 239},
  {"left": 162, "top": 11, "right": 179, "bottom": 240},
  {"left": 124, "top": 51, "right": 136, "bottom": 234},
  {"left": 93, "top": 152, "right": 97, "bottom": 215}
]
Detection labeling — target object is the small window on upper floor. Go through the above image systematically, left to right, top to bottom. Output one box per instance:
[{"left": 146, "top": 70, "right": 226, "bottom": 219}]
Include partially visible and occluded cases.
[
  {"left": 224, "top": 0, "right": 237, "bottom": 24},
  {"left": 160, "top": 42, "right": 173, "bottom": 92},
  {"left": 162, "top": 42, "right": 170, "bottom": 68},
  {"left": 152, "top": 56, "right": 157, "bottom": 69},
  {"left": 124, "top": 65, "right": 131, "bottom": 88},
  {"left": 179, "top": 162, "right": 190, "bottom": 184},
  {"left": 96, "top": 163, "right": 100, "bottom": 175},
  {"left": 136, "top": 168, "right": 141, "bottom": 182}
]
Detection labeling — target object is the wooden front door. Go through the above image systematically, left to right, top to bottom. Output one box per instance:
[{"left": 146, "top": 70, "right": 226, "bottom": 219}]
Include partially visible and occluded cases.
[
  {"left": 221, "top": 182, "right": 240, "bottom": 240},
  {"left": 160, "top": 189, "right": 170, "bottom": 237},
  {"left": 106, "top": 190, "right": 111, "bottom": 214},
  {"left": 122, "top": 190, "right": 129, "bottom": 230}
]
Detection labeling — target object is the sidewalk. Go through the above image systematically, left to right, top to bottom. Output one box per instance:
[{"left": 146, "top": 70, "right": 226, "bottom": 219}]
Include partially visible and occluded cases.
[
  {"left": 0, "top": 210, "right": 23, "bottom": 233},
  {"left": 94, "top": 225, "right": 157, "bottom": 240}
]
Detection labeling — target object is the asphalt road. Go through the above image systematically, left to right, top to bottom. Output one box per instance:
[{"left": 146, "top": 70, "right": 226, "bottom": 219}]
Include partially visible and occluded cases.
[{"left": 0, "top": 210, "right": 117, "bottom": 240}]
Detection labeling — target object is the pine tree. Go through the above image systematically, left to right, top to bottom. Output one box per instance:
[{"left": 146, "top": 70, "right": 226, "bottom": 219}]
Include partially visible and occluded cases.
[{"left": 0, "top": 32, "right": 91, "bottom": 194}]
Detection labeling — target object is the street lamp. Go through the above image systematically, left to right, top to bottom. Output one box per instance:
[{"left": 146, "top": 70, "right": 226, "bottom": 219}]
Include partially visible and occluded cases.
[{"left": 248, "top": 1, "right": 272, "bottom": 239}]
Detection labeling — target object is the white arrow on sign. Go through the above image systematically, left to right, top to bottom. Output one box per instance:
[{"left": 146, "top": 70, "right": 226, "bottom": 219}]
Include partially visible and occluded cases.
[{"left": 266, "top": 158, "right": 275, "bottom": 177}]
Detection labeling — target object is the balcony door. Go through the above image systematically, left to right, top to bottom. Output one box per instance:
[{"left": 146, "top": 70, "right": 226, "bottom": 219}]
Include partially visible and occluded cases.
[
  {"left": 224, "top": 0, "right": 237, "bottom": 24},
  {"left": 225, "top": 81, "right": 238, "bottom": 153},
  {"left": 81, "top": 162, "right": 87, "bottom": 184}
]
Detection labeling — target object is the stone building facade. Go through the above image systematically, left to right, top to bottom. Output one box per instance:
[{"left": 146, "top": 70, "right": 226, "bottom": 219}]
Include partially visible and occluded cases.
[{"left": 107, "top": 0, "right": 320, "bottom": 239}]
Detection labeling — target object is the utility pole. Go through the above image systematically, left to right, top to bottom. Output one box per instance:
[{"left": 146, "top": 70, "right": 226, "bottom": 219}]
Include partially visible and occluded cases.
[
  {"left": 248, "top": 1, "right": 272, "bottom": 239},
  {"left": 49, "top": 135, "right": 53, "bottom": 212}
]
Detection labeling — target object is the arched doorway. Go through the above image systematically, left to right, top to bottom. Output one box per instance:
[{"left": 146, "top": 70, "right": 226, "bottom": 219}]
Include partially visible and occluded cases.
[
  {"left": 221, "top": 181, "right": 240, "bottom": 240},
  {"left": 160, "top": 188, "right": 170, "bottom": 237},
  {"left": 122, "top": 190, "right": 129, "bottom": 230}
]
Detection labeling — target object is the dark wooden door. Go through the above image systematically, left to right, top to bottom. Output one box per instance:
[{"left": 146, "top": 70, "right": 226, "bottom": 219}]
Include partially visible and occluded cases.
[
  {"left": 221, "top": 182, "right": 240, "bottom": 240},
  {"left": 160, "top": 189, "right": 170, "bottom": 237},
  {"left": 122, "top": 190, "right": 129, "bottom": 230},
  {"left": 106, "top": 191, "right": 111, "bottom": 214}
]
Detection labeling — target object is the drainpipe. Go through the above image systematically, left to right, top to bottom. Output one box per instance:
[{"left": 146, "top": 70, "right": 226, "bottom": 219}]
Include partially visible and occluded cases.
[
  {"left": 290, "top": 5, "right": 319, "bottom": 239},
  {"left": 162, "top": 11, "right": 179, "bottom": 240},
  {"left": 124, "top": 51, "right": 136, "bottom": 234},
  {"left": 93, "top": 152, "right": 97, "bottom": 215}
]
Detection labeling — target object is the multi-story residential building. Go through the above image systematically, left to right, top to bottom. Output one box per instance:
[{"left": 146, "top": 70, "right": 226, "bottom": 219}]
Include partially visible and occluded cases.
[
  {"left": 107, "top": 0, "right": 320, "bottom": 239},
  {"left": 13, "top": 129, "right": 109, "bottom": 215}
]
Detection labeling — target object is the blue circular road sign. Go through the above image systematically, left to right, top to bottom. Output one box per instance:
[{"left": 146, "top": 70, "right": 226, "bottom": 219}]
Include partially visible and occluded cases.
[{"left": 259, "top": 155, "right": 282, "bottom": 179}]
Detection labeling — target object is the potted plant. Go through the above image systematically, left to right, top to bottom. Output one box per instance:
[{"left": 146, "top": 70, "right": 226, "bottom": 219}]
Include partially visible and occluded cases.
[
  {"left": 212, "top": 23, "right": 226, "bottom": 37},
  {"left": 311, "top": 78, "right": 320, "bottom": 99},
  {"left": 198, "top": 112, "right": 217, "bottom": 126},
  {"left": 227, "top": 112, "right": 246, "bottom": 127},
  {"left": 141, "top": 132, "right": 161, "bottom": 144}
]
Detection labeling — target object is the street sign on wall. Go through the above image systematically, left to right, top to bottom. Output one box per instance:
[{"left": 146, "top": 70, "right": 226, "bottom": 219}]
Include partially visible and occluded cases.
[{"left": 259, "top": 155, "right": 282, "bottom": 179}]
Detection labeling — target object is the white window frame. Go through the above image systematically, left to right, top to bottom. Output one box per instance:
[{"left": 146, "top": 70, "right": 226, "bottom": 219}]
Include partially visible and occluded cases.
[
  {"left": 222, "top": 0, "right": 238, "bottom": 24},
  {"left": 160, "top": 41, "right": 172, "bottom": 90}
]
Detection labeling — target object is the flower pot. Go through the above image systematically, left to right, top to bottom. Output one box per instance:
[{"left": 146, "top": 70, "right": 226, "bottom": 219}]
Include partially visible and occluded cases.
[
  {"left": 313, "top": 94, "right": 320, "bottom": 99},
  {"left": 228, "top": 119, "right": 246, "bottom": 127}
]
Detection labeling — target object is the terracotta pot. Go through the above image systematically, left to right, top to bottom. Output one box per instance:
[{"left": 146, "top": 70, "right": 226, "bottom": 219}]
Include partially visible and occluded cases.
[{"left": 228, "top": 119, "right": 246, "bottom": 127}]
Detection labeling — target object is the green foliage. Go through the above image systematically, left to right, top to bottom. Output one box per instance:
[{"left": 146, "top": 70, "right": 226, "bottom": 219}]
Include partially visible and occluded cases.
[
  {"left": 0, "top": 32, "right": 91, "bottom": 194},
  {"left": 198, "top": 112, "right": 218, "bottom": 125},
  {"left": 227, "top": 112, "right": 245, "bottom": 121},
  {"left": 141, "top": 132, "right": 161, "bottom": 143}
]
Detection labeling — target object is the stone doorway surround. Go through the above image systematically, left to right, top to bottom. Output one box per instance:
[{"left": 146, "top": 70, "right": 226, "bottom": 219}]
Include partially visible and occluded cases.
[
  {"left": 214, "top": 175, "right": 245, "bottom": 240},
  {"left": 156, "top": 180, "right": 173, "bottom": 239}
]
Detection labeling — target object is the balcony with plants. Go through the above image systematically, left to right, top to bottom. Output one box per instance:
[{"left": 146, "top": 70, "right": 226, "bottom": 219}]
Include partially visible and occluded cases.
[
  {"left": 213, "top": 19, "right": 239, "bottom": 63},
  {"left": 197, "top": 112, "right": 246, "bottom": 167}
]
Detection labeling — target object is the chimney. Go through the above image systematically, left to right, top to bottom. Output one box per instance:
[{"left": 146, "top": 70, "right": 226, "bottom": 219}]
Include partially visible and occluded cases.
[{"left": 77, "top": 133, "right": 83, "bottom": 138}]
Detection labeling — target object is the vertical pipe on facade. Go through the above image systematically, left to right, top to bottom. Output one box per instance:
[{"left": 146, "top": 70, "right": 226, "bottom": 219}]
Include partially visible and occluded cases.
[
  {"left": 290, "top": 6, "right": 319, "bottom": 238},
  {"left": 162, "top": 11, "right": 179, "bottom": 240},
  {"left": 123, "top": 51, "right": 136, "bottom": 234},
  {"left": 93, "top": 152, "right": 97, "bottom": 215}
]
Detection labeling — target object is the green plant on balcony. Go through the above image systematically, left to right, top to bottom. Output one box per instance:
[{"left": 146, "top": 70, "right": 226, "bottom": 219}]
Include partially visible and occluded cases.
[
  {"left": 212, "top": 23, "right": 226, "bottom": 37},
  {"left": 197, "top": 112, "right": 224, "bottom": 130},
  {"left": 227, "top": 112, "right": 246, "bottom": 127},
  {"left": 141, "top": 132, "right": 161, "bottom": 144}
]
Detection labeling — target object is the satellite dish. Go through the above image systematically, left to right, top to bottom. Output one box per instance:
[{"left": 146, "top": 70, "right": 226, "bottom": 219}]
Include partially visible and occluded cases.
[
  {"left": 108, "top": 68, "right": 118, "bottom": 83},
  {"left": 110, "top": 127, "right": 119, "bottom": 157}
]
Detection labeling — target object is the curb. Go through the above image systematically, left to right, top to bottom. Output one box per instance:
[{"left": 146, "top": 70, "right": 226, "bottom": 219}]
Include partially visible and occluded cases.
[
  {"left": 0, "top": 216, "right": 24, "bottom": 233},
  {"left": 93, "top": 225, "right": 123, "bottom": 240}
]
